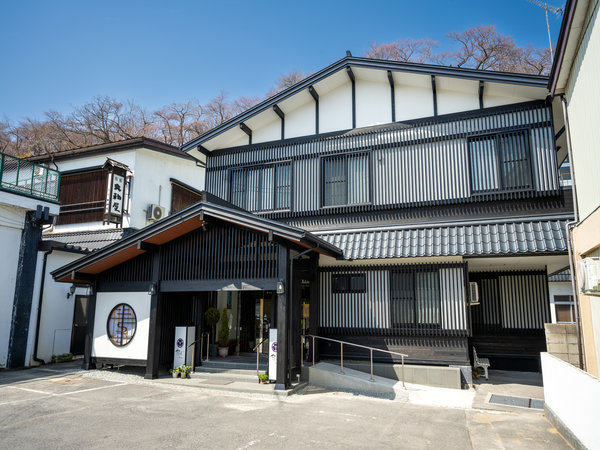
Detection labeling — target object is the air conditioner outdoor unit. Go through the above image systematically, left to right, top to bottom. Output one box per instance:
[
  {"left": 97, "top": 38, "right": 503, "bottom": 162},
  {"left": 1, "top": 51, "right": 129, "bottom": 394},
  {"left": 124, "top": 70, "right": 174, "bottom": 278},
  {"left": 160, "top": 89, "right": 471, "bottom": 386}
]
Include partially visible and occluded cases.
[
  {"left": 146, "top": 204, "right": 166, "bottom": 222},
  {"left": 578, "top": 257, "right": 600, "bottom": 297},
  {"left": 469, "top": 281, "right": 480, "bottom": 305}
]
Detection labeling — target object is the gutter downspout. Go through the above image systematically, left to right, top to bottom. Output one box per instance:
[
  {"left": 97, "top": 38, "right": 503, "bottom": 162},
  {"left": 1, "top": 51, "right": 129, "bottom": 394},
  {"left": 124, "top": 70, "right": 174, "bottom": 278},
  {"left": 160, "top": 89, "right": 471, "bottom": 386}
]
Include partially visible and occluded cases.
[
  {"left": 560, "top": 94, "right": 585, "bottom": 370},
  {"left": 32, "top": 248, "right": 52, "bottom": 365}
]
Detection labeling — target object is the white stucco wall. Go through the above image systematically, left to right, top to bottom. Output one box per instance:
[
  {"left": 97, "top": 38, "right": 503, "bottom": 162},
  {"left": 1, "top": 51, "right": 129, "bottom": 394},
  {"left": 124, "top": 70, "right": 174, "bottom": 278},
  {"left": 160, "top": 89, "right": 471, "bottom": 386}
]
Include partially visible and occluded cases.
[
  {"left": 566, "top": 0, "right": 600, "bottom": 221},
  {"left": 436, "top": 78, "right": 479, "bottom": 115},
  {"left": 356, "top": 79, "right": 391, "bottom": 128},
  {"left": 320, "top": 82, "right": 352, "bottom": 133},
  {"left": 394, "top": 82, "right": 434, "bottom": 121},
  {"left": 285, "top": 100, "right": 316, "bottom": 139},
  {"left": 252, "top": 117, "right": 281, "bottom": 144},
  {"left": 129, "top": 149, "right": 204, "bottom": 228},
  {"left": 0, "top": 204, "right": 25, "bottom": 368},
  {"left": 28, "top": 250, "right": 87, "bottom": 364},
  {"left": 92, "top": 292, "right": 150, "bottom": 361},
  {"left": 541, "top": 352, "right": 600, "bottom": 449}
]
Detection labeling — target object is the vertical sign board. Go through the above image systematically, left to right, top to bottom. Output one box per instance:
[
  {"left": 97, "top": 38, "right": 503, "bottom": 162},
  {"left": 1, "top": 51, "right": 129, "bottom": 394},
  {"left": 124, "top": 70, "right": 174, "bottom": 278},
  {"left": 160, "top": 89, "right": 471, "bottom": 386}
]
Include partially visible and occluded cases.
[
  {"left": 104, "top": 169, "right": 126, "bottom": 226},
  {"left": 173, "top": 326, "right": 187, "bottom": 369},
  {"left": 173, "top": 326, "right": 196, "bottom": 369},
  {"left": 268, "top": 328, "right": 277, "bottom": 381}
]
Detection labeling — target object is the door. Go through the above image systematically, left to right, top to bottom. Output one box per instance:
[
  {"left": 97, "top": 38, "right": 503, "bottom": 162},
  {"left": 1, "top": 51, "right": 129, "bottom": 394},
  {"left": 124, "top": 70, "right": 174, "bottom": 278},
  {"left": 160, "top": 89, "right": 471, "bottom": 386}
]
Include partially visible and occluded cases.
[{"left": 70, "top": 295, "right": 89, "bottom": 355}]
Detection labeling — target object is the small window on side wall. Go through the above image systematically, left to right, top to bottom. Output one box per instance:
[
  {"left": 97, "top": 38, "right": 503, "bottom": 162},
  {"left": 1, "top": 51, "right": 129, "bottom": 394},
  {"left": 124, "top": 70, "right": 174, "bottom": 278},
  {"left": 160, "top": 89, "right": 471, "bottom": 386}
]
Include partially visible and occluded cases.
[
  {"left": 332, "top": 273, "right": 367, "bottom": 294},
  {"left": 107, "top": 303, "right": 137, "bottom": 346}
]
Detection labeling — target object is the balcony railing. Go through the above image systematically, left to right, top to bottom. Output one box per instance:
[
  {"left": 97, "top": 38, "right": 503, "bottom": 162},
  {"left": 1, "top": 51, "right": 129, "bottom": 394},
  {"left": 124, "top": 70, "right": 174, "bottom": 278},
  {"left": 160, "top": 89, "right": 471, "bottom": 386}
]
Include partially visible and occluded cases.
[{"left": 0, "top": 153, "right": 60, "bottom": 202}]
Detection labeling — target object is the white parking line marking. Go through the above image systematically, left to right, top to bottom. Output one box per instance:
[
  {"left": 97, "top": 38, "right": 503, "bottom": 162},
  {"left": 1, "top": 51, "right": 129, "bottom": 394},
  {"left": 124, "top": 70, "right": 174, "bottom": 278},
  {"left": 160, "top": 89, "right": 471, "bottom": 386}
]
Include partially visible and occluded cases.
[
  {"left": 57, "top": 383, "right": 128, "bottom": 396},
  {"left": 6, "top": 386, "right": 53, "bottom": 395},
  {"left": 0, "top": 396, "right": 52, "bottom": 407}
]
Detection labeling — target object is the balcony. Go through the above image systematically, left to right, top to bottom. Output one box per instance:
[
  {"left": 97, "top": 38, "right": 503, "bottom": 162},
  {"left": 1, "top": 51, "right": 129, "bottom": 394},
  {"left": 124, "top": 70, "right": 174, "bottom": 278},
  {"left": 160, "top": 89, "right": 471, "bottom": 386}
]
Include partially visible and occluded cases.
[{"left": 0, "top": 153, "right": 60, "bottom": 202}]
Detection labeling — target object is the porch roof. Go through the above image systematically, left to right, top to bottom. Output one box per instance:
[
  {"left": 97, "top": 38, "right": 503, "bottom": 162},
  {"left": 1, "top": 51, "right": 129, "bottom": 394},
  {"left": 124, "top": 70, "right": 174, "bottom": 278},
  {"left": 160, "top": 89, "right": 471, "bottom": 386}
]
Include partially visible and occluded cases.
[
  {"left": 51, "top": 192, "right": 342, "bottom": 284},
  {"left": 315, "top": 217, "right": 570, "bottom": 260}
]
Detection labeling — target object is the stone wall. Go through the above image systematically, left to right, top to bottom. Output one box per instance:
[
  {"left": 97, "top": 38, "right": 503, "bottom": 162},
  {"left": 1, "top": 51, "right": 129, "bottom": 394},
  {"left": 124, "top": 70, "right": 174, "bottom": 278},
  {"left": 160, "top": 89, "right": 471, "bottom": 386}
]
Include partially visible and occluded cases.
[{"left": 544, "top": 323, "right": 579, "bottom": 366}]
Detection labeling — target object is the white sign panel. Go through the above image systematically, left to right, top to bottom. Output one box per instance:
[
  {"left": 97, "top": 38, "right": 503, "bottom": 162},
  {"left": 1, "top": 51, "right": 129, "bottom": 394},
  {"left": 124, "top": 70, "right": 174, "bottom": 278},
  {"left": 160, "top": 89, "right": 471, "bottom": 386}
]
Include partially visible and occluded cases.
[
  {"left": 110, "top": 174, "right": 125, "bottom": 216},
  {"left": 173, "top": 326, "right": 187, "bottom": 369},
  {"left": 268, "top": 328, "right": 277, "bottom": 381}
]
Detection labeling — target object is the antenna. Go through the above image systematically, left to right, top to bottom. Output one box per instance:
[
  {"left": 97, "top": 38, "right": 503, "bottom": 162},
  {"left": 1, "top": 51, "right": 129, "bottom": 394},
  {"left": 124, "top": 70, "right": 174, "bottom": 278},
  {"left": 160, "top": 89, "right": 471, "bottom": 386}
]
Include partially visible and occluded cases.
[{"left": 526, "top": 0, "right": 564, "bottom": 61}]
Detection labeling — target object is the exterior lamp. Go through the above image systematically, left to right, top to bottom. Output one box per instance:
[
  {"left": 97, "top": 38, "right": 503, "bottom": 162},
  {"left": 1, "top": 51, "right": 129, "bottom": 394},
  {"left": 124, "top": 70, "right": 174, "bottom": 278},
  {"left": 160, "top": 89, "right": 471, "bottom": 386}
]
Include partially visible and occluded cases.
[
  {"left": 276, "top": 280, "right": 285, "bottom": 295},
  {"left": 148, "top": 282, "right": 157, "bottom": 296},
  {"left": 67, "top": 284, "right": 76, "bottom": 299}
]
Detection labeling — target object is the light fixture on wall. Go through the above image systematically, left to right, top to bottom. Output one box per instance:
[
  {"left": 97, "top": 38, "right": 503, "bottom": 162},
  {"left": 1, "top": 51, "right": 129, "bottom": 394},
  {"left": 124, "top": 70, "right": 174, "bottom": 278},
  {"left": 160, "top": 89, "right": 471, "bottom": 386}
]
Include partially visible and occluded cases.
[
  {"left": 276, "top": 280, "right": 285, "bottom": 295},
  {"left": 148, "top": 282, "right": 157, "bottom": 296},
  {"left": 66, "top": 284, "right": 76, "bottom": 299}
]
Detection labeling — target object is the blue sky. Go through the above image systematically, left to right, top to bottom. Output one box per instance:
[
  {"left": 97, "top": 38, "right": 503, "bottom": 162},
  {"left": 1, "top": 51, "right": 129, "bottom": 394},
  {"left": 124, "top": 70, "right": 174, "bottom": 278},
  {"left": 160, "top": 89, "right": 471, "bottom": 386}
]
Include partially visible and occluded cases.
[{"left": 0, "top": 0, "right": 564, "bottom": 122}]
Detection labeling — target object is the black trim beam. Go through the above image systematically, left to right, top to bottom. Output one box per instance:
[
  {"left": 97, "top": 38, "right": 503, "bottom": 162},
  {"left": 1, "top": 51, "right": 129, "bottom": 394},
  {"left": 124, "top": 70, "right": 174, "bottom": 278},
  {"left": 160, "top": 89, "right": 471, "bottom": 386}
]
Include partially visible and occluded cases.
[
  {"left": 347, "top": 66, "right": 356, "bottom": 128},
  {"left": 388, "top": 70, "right": 396, "bottom": 122},
  {"left": 431, "top": 75, "right": 438, "bottom": 116},
  {"left": 479, "top": 80, "right": 485, "bottom": 109},
  {"left": 309, "top": 86, "right": 319, "bottom": 134},
  {"left": 273, "top": 104, "right": 285, "bottom": 140},
  {"left": 239, "top": 122, "right": 252, "bottom": 145},
  {"left": 555, "top": 126, "right": 566, "bottom": 141},
  {"left": 137, "top": 240, "right": 159, "bottom": 252},
  {"left": 275, "top": 245, "right": 290, "bottom": 390},
  {"left": 145, "top": 249, "right": 161, "bottom": 380},
  {"left": 72, "top": 271, "right": 95, "bottom": 282},
  {"left": 161, "top": 278, "right": 278, "bottom": 292},
  {"left": 82, "top": 282, "right": 97, "bottom": 370}
]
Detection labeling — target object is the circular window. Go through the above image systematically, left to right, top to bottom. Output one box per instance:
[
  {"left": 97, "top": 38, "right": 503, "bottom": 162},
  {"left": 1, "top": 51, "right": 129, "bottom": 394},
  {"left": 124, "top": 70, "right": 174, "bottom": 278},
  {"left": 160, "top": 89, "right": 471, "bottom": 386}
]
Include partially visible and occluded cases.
[{"left": 107, "top": 303, "right": 137, "bottom": 347}]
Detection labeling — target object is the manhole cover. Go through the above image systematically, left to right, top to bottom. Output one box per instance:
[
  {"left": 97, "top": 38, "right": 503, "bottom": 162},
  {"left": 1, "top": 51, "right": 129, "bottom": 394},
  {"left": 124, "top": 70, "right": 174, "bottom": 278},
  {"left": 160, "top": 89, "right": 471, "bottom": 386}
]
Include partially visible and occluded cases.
[{"left": 489, "top": 394, "right": 544, "bottom": 410}]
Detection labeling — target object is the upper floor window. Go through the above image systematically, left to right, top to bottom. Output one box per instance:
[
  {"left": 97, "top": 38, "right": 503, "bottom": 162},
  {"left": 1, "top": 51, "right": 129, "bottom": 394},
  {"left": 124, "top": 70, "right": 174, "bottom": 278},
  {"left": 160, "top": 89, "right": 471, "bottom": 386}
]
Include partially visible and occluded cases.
[
  {"left": 469, "top": 130, "right": 532, "bottom": 194},
  {"left": 322, "top": 152, "right": 370, "bottom": 207},
  {"left": 230, "top": 162, "right": 291, "bottom": 212},
  {"left": 332, "top": 273, "right": 367, "bottom": 294}
]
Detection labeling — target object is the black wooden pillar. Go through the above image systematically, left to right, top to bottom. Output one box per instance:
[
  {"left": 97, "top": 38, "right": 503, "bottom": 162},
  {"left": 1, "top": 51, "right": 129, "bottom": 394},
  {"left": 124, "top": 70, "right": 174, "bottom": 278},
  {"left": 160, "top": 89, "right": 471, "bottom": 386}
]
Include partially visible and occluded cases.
[
  {"left": 7, "top": 211, "right": 44, "bottom": 368},
  {"left": 275, "top": 245, "right": 290, "bottom": 390},
  {"left": 145, "top": 249, "right": 162, "bottom": 379},
  {"left": 308, "top": 254, "right": 320, "bottom": 363},
  {"left": 82, "top": 281, "right": 97, "bottom": 370}
]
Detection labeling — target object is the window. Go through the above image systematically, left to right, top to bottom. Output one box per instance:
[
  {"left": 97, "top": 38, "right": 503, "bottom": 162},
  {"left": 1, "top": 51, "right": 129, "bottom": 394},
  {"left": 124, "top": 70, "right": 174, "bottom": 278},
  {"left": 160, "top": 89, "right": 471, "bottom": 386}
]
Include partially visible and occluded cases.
[
  {"left": 469, "top": 130, "right": 532, "bottom": 194},
  {"left": 322, "top": 152, "right": 370, "bottom": 207},
  {"left": 230, "top": 162, "right": 291, "bottom": 212},
  {"left": 57, "top": 169, "right": 108, "bottom": 225},
  {"left": 390, "top": 269, "right": 440, "bottom": 326},
  {"left": 332, "top": 273, "right": 367, "bottom": 294},
  {"left": 554, "top": 295, "right": 575, "bottom": 323},
  {"left": 106, "top": 303, "right": 137, "bottom": 346}
]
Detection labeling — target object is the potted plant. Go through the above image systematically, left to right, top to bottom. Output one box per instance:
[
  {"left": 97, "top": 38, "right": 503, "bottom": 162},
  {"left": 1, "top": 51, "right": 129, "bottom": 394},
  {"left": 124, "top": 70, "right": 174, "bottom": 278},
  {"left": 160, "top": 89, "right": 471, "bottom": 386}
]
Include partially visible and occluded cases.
[
  {"left": 204, "top": 307, "right": 220, "bottom": 357},
  {"left": 218, "top": 307, "right": 230, "bottom": 357},
  {"left": 178, "top": 364, "right": 191, "bottom": 379},
  {"left": 170, "top": 367, "right": 180, "bottom": 378},
  {"left": 258, "top": 373, "right": 268, "bottom": 384}
]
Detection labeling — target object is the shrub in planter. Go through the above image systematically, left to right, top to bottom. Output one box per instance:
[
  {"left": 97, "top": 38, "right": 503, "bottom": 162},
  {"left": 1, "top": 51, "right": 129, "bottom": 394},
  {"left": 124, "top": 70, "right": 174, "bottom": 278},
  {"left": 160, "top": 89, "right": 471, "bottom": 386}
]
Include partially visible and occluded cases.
[
  {"left": 218, "top": 307, "right": 230, "bottom": 357},
  {"left": 258, "top": 373, "right": 268, "bottom": 383}
]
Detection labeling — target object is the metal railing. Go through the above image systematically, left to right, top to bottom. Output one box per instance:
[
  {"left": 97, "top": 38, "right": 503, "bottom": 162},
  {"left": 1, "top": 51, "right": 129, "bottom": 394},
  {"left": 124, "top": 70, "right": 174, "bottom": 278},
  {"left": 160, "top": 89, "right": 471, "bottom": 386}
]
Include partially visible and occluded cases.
[
  {"left": 0, "top": 153, "right": 60, "bottom": 202},
  {"left": 303, "top": 334, "right": 408, "bottom": 388},
  {"left": 253, "top": 336, "right": 268, "bottom": 376}
]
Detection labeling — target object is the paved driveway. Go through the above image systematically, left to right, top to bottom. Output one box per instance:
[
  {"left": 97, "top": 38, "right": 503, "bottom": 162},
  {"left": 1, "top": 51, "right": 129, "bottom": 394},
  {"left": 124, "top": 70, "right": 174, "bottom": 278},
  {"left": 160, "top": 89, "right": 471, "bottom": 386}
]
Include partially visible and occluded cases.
[{"left": 0, "top": 364, "right": 570, "bottom": 449}]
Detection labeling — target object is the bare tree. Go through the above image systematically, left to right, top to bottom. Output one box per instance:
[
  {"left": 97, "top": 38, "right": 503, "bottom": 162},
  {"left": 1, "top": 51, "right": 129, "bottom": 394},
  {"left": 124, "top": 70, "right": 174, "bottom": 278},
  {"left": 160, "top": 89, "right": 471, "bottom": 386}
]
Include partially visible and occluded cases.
[
  {"left": 365, "top": 38, "right": 440, "bottom": 64},
  {"left": 266, "top": 70, "right": 310, "bottom": 97},
  {"left": 152, "top": 100, "right": 207, "bottom": 147}
]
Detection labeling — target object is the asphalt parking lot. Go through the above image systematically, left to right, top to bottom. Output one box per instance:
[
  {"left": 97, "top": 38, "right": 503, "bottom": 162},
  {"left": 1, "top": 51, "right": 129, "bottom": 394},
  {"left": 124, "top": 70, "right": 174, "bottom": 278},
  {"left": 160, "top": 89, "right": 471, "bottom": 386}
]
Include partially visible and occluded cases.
[{"left": 0, "top": 364, "right": 570, "bottom": 449}]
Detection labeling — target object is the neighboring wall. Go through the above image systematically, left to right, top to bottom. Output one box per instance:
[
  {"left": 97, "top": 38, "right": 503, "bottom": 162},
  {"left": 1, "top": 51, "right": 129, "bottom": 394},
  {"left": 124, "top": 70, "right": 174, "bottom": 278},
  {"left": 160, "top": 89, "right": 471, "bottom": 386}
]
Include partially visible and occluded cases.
[
  {"left": 566, "top": 0, "right": 600, "bottom": 222},
  {"left": 0, "top": 204, "right": 25, "bottom": 367},
  {"left": 542, "top": 352, "right": 600, "bottom": 449}
]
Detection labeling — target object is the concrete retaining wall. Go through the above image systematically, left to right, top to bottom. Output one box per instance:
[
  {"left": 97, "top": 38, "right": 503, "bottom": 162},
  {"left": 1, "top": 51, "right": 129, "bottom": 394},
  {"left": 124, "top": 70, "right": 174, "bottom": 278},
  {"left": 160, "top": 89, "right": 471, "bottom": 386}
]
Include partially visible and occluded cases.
[{"left": 341, "top": 361, "right": 463, "bottom": 389}]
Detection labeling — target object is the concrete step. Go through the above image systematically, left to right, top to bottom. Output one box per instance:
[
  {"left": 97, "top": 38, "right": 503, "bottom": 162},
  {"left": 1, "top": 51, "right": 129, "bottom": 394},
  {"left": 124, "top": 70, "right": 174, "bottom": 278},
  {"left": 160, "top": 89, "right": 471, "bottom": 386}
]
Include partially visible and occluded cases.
[{"left": 197, "top": 358, "right": 267, "bottom": 372}]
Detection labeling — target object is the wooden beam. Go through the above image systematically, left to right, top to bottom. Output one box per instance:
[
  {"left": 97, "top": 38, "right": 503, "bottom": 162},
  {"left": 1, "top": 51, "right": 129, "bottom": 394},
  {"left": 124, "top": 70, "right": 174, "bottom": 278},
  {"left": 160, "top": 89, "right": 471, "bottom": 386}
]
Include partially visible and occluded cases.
[
  {"left": 347, "top": 66, "right": 356, "bottom": 128},
  {"left": 388, "top": 70, "right": 396, "bottom": 122},
  {"left": 431, "top": 75, "right": 438, "bottom": 116},
  {"left": 478, "top": 80, "right": 484, "bottom": 109},
  {"left": 309, "top": 86, "right": 319, "bottom": 134},
  {"left": 273, "top": 104, "right": 285, "bottom": 140},
  {"left": 239, "top": 122, "right": 252, "bottom": 145},
  {"left": 137, "top": 240, "right": 159, "bottom": 252},
  {"left": 72, "top": 271, "right": 95, "bottom": 282}
]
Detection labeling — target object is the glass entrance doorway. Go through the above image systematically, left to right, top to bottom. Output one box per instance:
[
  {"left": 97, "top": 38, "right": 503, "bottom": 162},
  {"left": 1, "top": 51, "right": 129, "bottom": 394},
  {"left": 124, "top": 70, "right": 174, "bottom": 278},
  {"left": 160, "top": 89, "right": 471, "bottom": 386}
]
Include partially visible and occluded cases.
[{"left": 239, "top": 291, "right": 275, "bottom": 354}]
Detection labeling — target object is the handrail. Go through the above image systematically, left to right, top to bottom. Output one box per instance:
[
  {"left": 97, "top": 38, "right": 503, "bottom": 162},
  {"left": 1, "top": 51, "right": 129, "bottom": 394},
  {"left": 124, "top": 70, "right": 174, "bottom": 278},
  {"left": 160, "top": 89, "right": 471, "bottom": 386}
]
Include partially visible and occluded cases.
[
  {"left": 304, "top": 334, "right": 408, "bottom": 388},
  {"left": 253, "top": 336, "right": 269, "bottom": 377}
]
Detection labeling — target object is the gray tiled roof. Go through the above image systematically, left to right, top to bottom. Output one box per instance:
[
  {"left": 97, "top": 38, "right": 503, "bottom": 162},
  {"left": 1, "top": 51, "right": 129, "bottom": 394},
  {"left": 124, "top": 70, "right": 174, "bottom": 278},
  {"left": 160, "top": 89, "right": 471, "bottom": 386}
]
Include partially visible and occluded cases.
[
  {"left": 316, "top": 219, "right": 569, "bottom": 260},
  {"left": 43, "top": 228, "right": 128, "bottom": 252},
  {"left": 549, "top": 268, "right": 571, "bottom": 282}
]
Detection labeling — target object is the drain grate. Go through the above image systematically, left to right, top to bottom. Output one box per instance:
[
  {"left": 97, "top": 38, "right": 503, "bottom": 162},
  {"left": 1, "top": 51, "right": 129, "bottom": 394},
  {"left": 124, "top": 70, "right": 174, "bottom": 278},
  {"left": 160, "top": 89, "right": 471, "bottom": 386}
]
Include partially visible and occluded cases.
[{"left": 489, "top": 394, "right": 544, "bottom": 410}]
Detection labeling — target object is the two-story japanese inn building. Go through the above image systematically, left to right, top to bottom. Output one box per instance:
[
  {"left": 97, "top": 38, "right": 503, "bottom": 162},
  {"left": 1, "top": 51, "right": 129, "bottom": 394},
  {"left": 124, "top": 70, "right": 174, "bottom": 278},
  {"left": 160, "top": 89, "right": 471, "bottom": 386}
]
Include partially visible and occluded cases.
[{"left": 51, "top": 55, "right": 573, "bottom": 389}]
